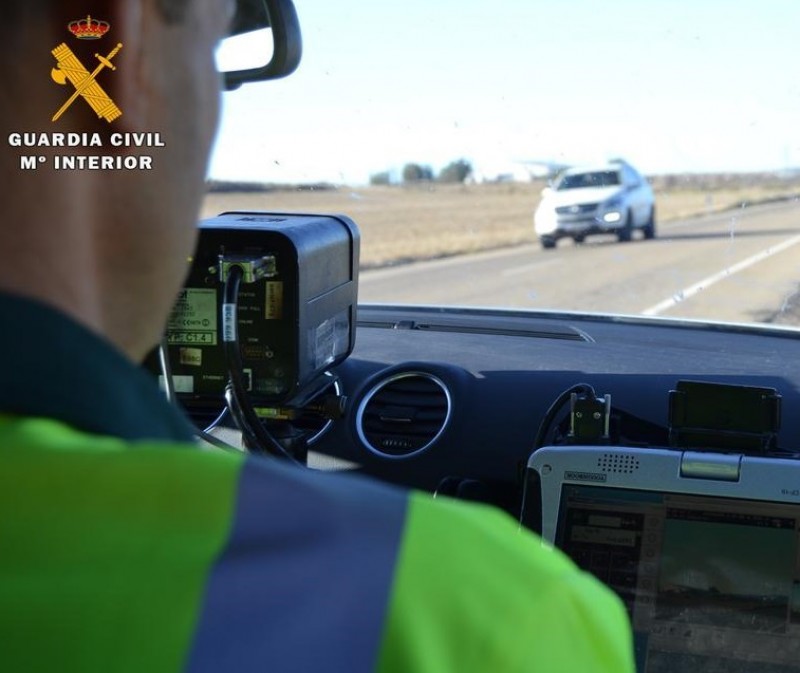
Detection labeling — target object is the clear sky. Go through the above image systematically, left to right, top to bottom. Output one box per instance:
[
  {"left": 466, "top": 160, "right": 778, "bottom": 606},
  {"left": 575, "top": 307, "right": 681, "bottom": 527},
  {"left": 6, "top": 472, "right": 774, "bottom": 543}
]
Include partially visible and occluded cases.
[{"left": 209, "top": 0, "right": 800, "bottom": 185}]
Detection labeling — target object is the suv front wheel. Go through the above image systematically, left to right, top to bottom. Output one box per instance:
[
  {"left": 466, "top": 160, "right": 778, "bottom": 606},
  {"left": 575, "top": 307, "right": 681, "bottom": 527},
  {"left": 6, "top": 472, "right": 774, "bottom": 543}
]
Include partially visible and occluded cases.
[
  {"left": 643, "top": 207, "right": 656, "bottom": 240},
  {"left": 617, "top": 211, "right": 633, "bottom": 243}
]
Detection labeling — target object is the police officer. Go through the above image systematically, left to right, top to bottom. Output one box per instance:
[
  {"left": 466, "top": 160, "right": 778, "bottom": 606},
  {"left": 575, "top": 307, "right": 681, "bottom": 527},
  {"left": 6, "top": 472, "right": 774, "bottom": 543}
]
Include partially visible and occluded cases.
[{"left": 0, "top": 1, "right": 634, "bottom": 670}]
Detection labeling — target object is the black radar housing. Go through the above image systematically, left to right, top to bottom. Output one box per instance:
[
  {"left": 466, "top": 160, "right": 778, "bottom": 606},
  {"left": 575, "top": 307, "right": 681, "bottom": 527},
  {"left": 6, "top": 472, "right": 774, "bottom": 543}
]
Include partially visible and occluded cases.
[{"left": 158, "top": 212, "right": 359, "bottom": 415}]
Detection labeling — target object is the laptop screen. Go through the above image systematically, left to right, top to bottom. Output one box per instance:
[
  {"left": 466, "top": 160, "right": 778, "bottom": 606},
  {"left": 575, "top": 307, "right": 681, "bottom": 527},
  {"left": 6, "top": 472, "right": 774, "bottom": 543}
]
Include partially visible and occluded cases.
[{"left": 556, "top": 484, "right": 800, "bottom": 672}]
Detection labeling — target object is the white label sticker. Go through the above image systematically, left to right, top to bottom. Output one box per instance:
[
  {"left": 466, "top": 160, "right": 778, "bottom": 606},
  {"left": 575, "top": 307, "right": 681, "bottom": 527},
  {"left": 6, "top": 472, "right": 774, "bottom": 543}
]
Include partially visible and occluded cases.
[
  {"left": 167, "top": 288, "right": 217, "bottom": 346},
  {"left": 222, "top": 304, "right": 237, "bottom": 342},
  {"left": 309, "top": 310, "right": 350, "bottom": 369},
  {"left": 158, "top": 375, "right": 194, "bottom": 394}
]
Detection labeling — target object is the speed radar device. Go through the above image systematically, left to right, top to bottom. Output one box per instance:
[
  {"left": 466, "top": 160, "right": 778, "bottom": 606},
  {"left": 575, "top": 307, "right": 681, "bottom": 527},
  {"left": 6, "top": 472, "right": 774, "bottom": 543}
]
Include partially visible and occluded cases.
[{"left": 157, "top": 212, "right": 359, "bottom": 413}]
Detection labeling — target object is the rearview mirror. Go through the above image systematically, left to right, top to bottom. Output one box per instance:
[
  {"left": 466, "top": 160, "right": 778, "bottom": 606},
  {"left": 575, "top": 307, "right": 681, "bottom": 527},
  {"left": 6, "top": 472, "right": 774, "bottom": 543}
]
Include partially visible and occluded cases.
[{"left": 218, "top": 0, "right": 302, "bottom": 90}]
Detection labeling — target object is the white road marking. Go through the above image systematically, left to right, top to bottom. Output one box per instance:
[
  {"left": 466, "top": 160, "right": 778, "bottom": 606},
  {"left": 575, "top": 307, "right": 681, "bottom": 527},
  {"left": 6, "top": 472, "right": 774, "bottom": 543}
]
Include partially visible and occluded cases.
[{"left": 641, "top": 234, "right": 800, "bottom": 316}]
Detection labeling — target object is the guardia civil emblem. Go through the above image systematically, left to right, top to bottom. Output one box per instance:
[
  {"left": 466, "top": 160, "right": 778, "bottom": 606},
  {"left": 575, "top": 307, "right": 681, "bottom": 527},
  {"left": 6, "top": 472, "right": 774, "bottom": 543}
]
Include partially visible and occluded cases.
[{"left": 50, "top": 15, "right": 123, "bottom": 123}]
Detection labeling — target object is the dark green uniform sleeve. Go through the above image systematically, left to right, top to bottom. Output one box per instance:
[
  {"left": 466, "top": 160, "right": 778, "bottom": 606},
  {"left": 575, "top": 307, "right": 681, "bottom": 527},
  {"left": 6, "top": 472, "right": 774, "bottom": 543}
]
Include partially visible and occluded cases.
[{"left": 377, "top": 492, "right": 635, "bottom": 672}]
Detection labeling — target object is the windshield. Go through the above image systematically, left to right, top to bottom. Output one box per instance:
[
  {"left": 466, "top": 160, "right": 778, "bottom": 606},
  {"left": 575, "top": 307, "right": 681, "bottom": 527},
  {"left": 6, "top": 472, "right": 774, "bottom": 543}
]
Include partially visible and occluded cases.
[
  {"left": 209, "top": 0, "right": 800, "bottom": 328},
  {"left": 556, "top": 171, "right": 621, "bottom": 190}
]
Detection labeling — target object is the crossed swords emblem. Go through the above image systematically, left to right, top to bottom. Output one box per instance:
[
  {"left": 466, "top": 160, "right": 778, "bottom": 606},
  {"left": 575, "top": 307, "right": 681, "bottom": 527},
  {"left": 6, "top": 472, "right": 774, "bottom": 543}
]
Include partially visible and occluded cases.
[{"left": 51, "top": 42, "right": 123, "bottom": 123}]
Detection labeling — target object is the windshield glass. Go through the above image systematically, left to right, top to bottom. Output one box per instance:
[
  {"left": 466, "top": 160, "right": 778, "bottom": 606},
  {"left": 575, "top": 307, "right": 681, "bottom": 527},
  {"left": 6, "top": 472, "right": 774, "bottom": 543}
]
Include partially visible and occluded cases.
[
  {"left": 209, "top": 0, "right": 800, "bottom": 328},
  {"left": 557, "top": 171, "right": 621, "bottom": 190}
]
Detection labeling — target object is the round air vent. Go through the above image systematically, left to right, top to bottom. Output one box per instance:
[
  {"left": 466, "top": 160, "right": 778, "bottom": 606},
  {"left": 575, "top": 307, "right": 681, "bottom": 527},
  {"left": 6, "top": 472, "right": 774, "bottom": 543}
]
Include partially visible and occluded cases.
[{"left": 356, "top": 372, "right": 451, "bottom": 458}]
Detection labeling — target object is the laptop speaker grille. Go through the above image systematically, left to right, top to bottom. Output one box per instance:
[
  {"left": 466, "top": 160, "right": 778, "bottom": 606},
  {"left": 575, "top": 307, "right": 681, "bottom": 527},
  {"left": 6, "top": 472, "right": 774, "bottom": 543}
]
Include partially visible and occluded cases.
[{"left": 597, "top": 453, "right": 641, "bottom": 474}]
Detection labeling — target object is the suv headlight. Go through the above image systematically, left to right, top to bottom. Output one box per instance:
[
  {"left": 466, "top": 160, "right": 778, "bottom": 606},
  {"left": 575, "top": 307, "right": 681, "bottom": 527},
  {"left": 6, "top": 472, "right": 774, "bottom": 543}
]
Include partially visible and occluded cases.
[
  {"left": 601, "top": 195, "right": 624, "bottom": 223},
  {"left": 534, "top": 206, "right": 557, "bottom": 233}
]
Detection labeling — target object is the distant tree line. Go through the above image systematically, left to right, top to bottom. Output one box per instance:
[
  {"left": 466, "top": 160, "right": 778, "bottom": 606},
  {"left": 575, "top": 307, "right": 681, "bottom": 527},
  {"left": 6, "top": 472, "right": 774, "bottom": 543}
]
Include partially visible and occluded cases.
[
  {"left": 370, "top": 159, "right": 473, "bottom": 186},
  {"left": 206, "top": 180, "right": 337, "bottom": 193}
]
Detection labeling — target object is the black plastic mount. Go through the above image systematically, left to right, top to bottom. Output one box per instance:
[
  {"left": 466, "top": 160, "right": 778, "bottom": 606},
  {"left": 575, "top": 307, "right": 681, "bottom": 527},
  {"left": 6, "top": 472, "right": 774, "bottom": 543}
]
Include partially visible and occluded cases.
[{"left": 668, "top": 380, "right": 781, "bottom": 454}]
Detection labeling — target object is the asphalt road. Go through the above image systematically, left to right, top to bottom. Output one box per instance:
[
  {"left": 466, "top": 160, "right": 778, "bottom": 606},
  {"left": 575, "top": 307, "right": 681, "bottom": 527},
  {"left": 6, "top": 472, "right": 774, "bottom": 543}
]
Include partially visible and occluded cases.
[{"left": 359, "top": 200, "right": 800, "bottom": 326}]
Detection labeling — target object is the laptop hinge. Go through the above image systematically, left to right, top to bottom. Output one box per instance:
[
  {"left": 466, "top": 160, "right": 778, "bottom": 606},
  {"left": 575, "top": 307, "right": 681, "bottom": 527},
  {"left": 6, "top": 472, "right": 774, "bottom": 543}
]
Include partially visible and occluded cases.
[{"left": 680, "top": 451, "right": 741, "bottom": 481}]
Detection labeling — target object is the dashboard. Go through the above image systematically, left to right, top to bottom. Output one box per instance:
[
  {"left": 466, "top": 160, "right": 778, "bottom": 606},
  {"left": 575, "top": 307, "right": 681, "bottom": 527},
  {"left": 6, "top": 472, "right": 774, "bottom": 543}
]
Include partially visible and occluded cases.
[{"left": 306, "top": 304, "right": 800, "bottom": 522}]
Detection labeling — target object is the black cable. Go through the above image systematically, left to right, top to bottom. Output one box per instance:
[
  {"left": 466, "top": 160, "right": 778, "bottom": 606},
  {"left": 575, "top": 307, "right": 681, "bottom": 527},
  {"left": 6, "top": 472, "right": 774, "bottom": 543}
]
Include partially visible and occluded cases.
[
  {"left": 222, "top": 265, "right": 300, "bottom": 464},
  {"left": 158, "top": 338, "right": 176, "bottom": 404},
  {"left": 158, "top": 338, "right": 241, "bottom": 452},
  {"left": 533, "top": 383, "right": 596, "bottom": 450},
  {"left": 197, "top": 404, "right": 238, "bottom": 453},
  {"left": 203, "top": 407, "right": 229, "bottom": 434},
  {"left": 196, "top": 427, "right": 241, "bottom": 453}
]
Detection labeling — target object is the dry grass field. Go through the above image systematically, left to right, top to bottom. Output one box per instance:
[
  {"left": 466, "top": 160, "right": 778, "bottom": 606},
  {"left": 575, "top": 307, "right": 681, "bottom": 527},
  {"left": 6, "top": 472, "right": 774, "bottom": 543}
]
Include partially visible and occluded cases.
[{"left": 202, "top": 178, "right": 800, "bottom": 269}]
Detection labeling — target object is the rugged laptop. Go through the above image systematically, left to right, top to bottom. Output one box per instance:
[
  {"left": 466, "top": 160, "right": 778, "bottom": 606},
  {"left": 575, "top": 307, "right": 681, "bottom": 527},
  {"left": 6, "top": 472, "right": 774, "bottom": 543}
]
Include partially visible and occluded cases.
[{"left": 526, "top": 446, "right": 800, "bottom": 672}]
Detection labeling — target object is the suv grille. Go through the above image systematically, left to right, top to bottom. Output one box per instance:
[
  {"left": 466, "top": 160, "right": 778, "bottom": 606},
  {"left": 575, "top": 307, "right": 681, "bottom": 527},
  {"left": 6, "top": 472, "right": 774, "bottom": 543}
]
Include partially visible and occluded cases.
[{"left": 555, "top": 203, "right": 599, "bottom": 215}]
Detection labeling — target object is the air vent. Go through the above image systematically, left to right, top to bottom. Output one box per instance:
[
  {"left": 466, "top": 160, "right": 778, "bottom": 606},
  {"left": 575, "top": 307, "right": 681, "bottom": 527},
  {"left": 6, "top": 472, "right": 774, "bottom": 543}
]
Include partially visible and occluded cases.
[
  {"left": 357, "top": 372, "right": 451, "bottom": 458},
  {"left": 597, "top": 453, "right": 640, "bottom": 474}
]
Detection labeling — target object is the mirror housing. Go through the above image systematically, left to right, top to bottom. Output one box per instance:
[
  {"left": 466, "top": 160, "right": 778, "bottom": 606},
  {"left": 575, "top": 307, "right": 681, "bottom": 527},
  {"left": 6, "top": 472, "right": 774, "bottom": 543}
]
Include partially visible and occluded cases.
[{"left": 222, "top": 0, "right": 302, "bottom": 90}]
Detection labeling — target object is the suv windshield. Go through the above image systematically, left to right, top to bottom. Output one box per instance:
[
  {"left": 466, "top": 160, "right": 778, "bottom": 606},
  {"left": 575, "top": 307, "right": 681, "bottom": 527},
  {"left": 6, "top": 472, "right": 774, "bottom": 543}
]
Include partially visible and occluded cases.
[{"left": 556, "top": 171, "right": 621, "bottom": 190}]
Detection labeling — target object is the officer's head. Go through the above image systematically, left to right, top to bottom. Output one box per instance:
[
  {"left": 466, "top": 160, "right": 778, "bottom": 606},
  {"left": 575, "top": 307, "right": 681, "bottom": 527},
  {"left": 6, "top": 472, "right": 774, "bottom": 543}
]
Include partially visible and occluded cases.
[{"left": 0, "top": 0, "right": 233, "bottom": 360}]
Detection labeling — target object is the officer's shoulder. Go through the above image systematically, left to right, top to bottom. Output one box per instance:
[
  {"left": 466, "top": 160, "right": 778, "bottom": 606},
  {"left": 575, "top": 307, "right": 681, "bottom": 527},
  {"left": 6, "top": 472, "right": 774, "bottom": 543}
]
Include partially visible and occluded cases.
[{"left": 402, "top": 490, "right": 582, "bottom": 590}]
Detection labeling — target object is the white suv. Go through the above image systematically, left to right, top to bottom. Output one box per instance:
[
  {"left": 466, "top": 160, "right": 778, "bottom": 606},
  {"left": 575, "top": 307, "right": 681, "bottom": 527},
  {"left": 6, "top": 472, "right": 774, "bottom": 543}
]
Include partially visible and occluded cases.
[{"left": 534, "top": 160, "right": 656, "bottom": 249}]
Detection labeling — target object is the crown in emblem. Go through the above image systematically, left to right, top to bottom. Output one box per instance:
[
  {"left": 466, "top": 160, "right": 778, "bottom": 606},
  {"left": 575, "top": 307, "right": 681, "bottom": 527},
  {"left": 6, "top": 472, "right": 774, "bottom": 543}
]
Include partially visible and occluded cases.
[{"left": 68, "top": 15, "right": 110, "bottom": 40}]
